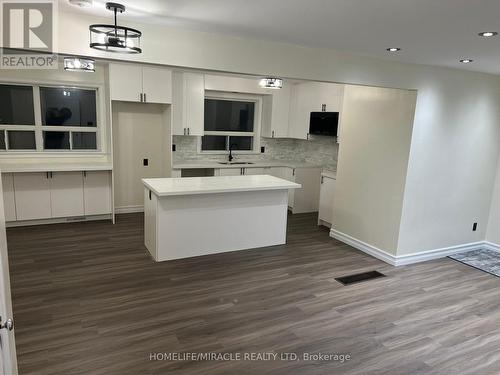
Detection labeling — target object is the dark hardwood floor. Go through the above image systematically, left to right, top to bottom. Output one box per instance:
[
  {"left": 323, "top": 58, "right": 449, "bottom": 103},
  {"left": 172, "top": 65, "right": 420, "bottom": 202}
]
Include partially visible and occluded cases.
[{"left": 6, "top": 213, "right": 500, "bottom": 374}]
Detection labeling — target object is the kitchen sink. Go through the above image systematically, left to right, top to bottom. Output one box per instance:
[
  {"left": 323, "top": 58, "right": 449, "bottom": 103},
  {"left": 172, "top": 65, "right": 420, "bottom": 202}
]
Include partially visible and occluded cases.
[{"left": 217, "top": 162, "right": 255, "bottom": 165}]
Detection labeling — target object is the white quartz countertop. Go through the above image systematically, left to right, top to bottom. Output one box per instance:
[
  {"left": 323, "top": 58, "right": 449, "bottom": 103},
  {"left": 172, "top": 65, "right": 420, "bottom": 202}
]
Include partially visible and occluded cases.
[
  {"left": 172, "top": 160, "right": 322, "bottom": 170},
  {"left": 0, "top": 163, "right": 113, "bottom": 173},
  {"left": 143, "top": 175, "right": 302, "bottom": 197}
]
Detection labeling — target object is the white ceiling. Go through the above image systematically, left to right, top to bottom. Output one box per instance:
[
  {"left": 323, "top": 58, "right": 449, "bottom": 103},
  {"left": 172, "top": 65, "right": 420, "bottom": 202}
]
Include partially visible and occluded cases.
[{"left": 61, "top": 0, "right": 500, "bottom": 75}]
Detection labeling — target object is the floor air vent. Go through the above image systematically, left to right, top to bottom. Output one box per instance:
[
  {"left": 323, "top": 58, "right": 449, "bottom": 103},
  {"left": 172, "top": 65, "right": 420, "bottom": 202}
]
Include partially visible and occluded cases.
[{"left": 335, "top": 270, "right": 385, "bottom": 285}]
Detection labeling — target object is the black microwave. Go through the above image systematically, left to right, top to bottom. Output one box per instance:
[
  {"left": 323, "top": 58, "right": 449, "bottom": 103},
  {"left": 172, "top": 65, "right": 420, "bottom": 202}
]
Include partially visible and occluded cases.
[{"left": 309, "top": 112, "right": 339, "bottom": 137}]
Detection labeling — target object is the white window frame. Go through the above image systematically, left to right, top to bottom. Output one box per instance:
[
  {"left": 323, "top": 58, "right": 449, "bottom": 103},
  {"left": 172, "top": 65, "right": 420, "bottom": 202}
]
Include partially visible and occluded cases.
[
  {"left": 0, "top": 81, "right": 104, "bottom": 155},
  {"left": 198, "top": 91, "right": 262, "bottom": 155}
]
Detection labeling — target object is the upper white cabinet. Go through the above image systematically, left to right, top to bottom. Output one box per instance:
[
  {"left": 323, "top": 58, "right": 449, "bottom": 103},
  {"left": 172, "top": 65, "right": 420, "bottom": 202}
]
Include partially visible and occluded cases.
[
  {"left": 109, "top": 63, "right": 172, "bottom": 104},
  {"left": 142, "top": 67, "right": 173, "bottom": 104},
  {"left": 172, "top": 72, "right": 205, "bottom": 136},
  {"left": 262, "top": 82, "right": 291, "bottom": 138},
  {"left": 288, "top": 82, "right": 344, "bottom": 140},
  {"left": 83, "top": 171, "right": 112, "bottom": 216},
  {"left": 14, "top": 172, "right": 52, "bottom": 221},
  {"left": 50, "top": 172, "right": 84, "bottom": 218},
  {"left": 2, "top": 173, "right": 16, "bottom": 222},
  {"left": 318, "top": 174, "right": 336, "bottom": 227}
]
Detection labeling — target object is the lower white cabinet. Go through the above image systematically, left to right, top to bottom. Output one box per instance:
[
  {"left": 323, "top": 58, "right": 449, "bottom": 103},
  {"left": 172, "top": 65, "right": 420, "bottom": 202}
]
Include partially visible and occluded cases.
[
  {"left": 217, "top": 167, "right": 270, "bottom": 176},
  {"left": 243, "top": 167, "right": 269, "bottom": 175},
  {"left": 269, "top": 167, "right": 321, "bottom": 213},
  {"left": 218, "top": 168, "right": 242, "bottom": 176},
  {"left": 5, "top": 170, "right": 112, "bottom": 223},
  {"left": 83, "top": 171, "right": 112, "bottom": 215},
  {"left": 50, "top": 172, "right": 85, "bottom": 218},
  {"left": 2, "top": 173, "right": 16, "bottom": 222},
  {"left": 14, "top": 173, "right": 52, "bottom": 221},
  {"left": 318, "top": 174, "right": 336, "bottom": 227}
]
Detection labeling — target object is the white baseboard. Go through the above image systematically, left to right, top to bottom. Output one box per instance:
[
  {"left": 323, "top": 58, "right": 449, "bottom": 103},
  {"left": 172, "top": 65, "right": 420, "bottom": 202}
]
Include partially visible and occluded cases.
[
  {"left": 115, "top": 205, "right": 144, "bottom": 214},
  {"left": 6, "top": 214, "right": 112, "bottom": 228},
  {"left": 330, "top": 228, "right": 486, "bottom": 266},
  {"left": 330, "top": 229, "right": 398, "bottom": 265},
  {"left": 394, "top": 241, "right": 484, "bottom": 266},
  {"left": 483, "top": 241, "right": 500, "bottom": 252}
]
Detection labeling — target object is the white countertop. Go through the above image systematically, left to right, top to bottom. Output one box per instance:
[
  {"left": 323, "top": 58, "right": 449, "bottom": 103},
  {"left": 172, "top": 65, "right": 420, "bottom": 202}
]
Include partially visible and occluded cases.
[
  {"left": 172, "top": 159, "right": 322, "bottom": 170},
  {"left": 0, "top": 163, "right": 113, "bottom": 173},
  {"left": 143, "top": 175, "right": 301, "bottom": 197}
]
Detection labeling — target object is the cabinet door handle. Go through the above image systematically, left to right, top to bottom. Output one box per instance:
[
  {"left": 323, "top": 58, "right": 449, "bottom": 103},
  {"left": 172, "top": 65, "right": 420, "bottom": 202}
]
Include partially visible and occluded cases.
[
  {"left": 140, "top": 93, "right": 143, "bottom": 102},
  {"left": 144, "top": 93, "right": 147, "bottom": 102},
  {"left": 322, "top": 104, "right": 326, "bottom": 112},
  {"left": 183, "top": 128, "right": 186, "bottom": 135},
  {"left": 187, "top": 128, "right": 190, "bottom": 135},
  {"left": 272, "top": 130, "right": 275, "bottom": 138},
  {"left": 306, "top": 133, "right": 309, "bottom": 140},
  {"left": 292, "top": 169, "right": 295, "bottom": 176},
  {"left": 83, "top": 171, "right": 87, "bottom": 178},
  {"left": 46, "top": 172, "right": 49, "bottom": 179},
  {"left": 321, "top": 176, "right": 324, "bottom": 184},
  {"left": 149, "top": 190, "right": 152, "bottom": 200}
]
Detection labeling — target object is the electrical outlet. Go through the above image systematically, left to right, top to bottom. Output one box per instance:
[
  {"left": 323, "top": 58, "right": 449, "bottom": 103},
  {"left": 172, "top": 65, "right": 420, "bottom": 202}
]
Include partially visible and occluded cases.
[
  {"left": 172, "top": 144, "right": 176, "bottom": 152},
  {"left": 261, "top": 146, "right": 265, "bottom": 153},
  {"left": 143, "top": 158, "right": 149, "bottom": 166},
  {"left": 473, "top": 222, "right": 478, "bottom": 231}
]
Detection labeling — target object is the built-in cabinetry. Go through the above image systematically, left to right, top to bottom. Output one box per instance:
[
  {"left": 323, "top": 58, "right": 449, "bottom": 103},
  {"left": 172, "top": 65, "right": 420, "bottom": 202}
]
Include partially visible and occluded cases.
[
  {"left": 109, "top": 63, "right": 172, "bottom": 104},
  {"left": 172, "top": 72, "right": 205, "bottom": 136},
  {"left": 261, "top": 82, "right": 292, "bottom": 138},
  {"left": 288, "top": 82, "right": 344, "bottom": 140},
  {"left": 172, "top": 165, "right": 321, "bottom": 214},
  {"left": 217, "top": 167, "right": 270, "bottom": 176},
  {"left": 269, "top": 167, "right": 321, "bottom": 213},
  {"left": 2, "top": 171, "right": 112, "bottom": 223},
  {"left": 318, "top": 172, "right": 336, "bottom": 227},
  {"left": 1, "top": 174, "right": 16, "bottom": 222}
]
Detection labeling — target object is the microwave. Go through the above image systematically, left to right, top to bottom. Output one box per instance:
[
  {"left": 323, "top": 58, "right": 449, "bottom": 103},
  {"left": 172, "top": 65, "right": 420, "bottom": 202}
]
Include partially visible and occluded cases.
[{"left": 309, "top": 112, "right": 339, "bottom": 137}]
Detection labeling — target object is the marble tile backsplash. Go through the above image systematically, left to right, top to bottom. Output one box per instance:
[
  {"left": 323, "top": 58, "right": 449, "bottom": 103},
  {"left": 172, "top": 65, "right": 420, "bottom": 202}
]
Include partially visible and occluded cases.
[{"left": 172, "top": 135, "right": 338, "bottom": 170}]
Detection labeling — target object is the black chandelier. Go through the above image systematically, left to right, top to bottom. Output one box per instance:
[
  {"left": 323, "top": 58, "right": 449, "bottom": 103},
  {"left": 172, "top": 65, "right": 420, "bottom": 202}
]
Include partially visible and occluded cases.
[{"left": 89, "top": 2, "right": 142, "bottom": 54}]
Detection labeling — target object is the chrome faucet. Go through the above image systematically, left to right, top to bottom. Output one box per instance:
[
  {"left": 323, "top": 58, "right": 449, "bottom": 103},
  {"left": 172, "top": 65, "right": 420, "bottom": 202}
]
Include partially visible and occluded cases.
[{"left": 228, "top": 143, "right": 237, "bottom": 162}]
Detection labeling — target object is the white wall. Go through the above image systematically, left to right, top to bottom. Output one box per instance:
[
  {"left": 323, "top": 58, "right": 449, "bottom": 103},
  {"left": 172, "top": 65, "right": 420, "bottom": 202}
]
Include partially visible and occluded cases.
[
  {"left": 58, "top": 10, "right": 500, "bottom": 255},
  {"left": 398, "top": 77, "right": 500, "bottom": 254},
  {"left": 333, "top": 85, "right": 417, "bottom": 255},
  {"left": 487, "top": 156, "right": 500, "bottom": 244}
]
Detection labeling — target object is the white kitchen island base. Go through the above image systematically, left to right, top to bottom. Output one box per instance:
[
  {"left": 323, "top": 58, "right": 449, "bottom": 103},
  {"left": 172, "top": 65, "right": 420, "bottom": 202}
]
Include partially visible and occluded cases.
[{"left": 143, "top": 175, "right": 301, "bottom": 261}]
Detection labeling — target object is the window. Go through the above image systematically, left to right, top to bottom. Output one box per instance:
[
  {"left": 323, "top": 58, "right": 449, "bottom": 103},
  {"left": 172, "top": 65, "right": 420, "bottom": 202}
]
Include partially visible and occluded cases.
[
  {"left": 0, "top": 83, "right": 100, "bottom": 152},
  {"left": 0, "top": 84, "right": 36, "bottom": 151},
  {"left": 0, "top": 85, "right": 35, "bottom": 125},
  {"left": 40, "top": 87, "right": 98, "bottom": 151},
  {"left": 40, "top": 87, "right": 97, "bottom": 127},
  {"left": 200, "top": 94, "right": 261, "bottom": 153}
]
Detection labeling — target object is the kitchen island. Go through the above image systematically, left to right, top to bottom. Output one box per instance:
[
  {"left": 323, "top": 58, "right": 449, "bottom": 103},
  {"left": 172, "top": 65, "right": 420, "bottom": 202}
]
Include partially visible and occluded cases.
[{"left": 142, "top": 175, "right": 301, "bottom": 261}]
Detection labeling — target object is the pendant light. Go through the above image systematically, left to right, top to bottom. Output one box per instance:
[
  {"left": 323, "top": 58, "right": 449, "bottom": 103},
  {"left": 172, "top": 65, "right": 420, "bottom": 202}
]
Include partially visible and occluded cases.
[
  {"left": 89, "top": 2, "right": 142, "bottom": 54},
  {"left": 64, "top": 57, "right": 95, "bottom": 72},
  {"left": 259, "top": 77, "right": 283, "bottom": 89}
]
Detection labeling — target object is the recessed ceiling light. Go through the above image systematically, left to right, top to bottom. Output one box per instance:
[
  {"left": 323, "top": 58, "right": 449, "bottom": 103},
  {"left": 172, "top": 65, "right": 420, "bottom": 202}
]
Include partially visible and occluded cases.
[
  {"left": 478, "top": 31, "right": 498, "bottom": 37},
  {"left": 386, "top": 47, "right": 401, "bottom": 52},
  {"left": 459, "top": 59, "right": 474, "bottom": 63}
]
